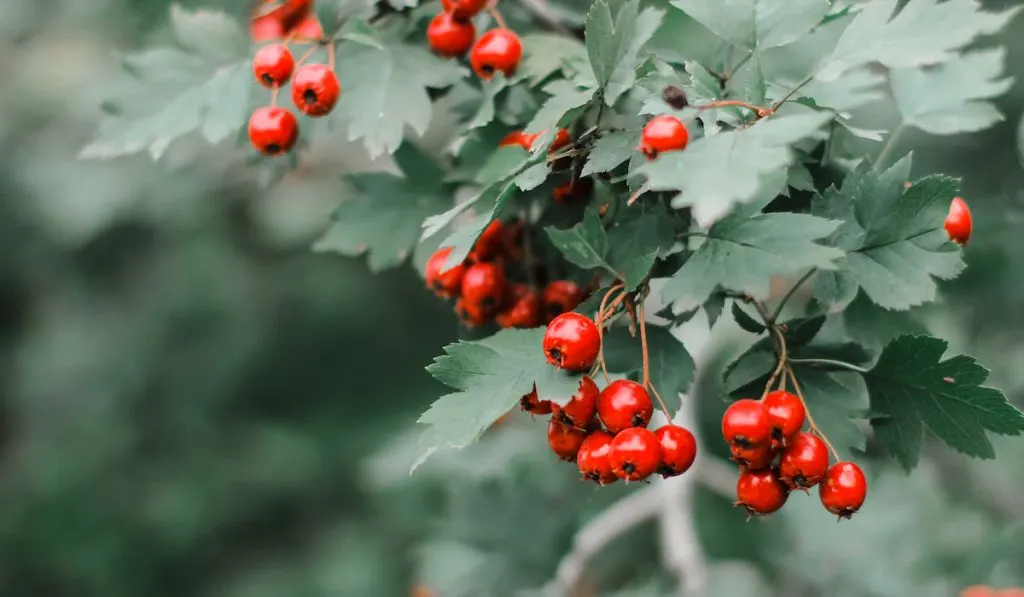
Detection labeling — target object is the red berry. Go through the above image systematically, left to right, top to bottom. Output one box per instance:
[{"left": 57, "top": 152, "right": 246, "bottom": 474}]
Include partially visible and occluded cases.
[
  {"left": 440, "top": 0, "right": 488, "bottom": 19},
  {"left": 427, "top": 12, "right": 476, "bottom": 58},
  {"left": 470, "top": 29, "right": 522, "bottom": 79},
  {"left": 253, "top": 43, "right": 295, "bottom": 87},
  {"left": 291, "top": 63, "right": 341, "bottom": 117},
  {"left": 248, "top": 106, "right": 299, "bottom": 155},
  {"left": 639, "top": 115, "right": 689, "bottom": 160},
  {"left": 549, "top": 128, "right": 572, "bottom": 152},
  {"left": 498, "top": 130, "right": 532, "bottom": 150},
  {"left": 553, "top": 177, "right": 594, "bottom": 204},
  {"left": 945, "top": 196, "right": 972, "bottom": 245},
  {"left": 473, "top": 220, "right": 505, "bottom": 261},
  {"left": 499, "top": 220, "right": 524, "bottom": 260},
  {"left": 425, "top": 247, "right": 466, "bottom": 298},
  {"left": 460, "top": 262, "right": 506, "bottom": 313},
  {"left": 543, "top": 280, "right": 585, "bottom": 319},
  {"left": 496, "top": 285, "right": 541, "bottom": 329},
  {"left": 454, "top": 297, "right": 489, "bottom": 327},
  {"left": 543, "top": 312, "right": 600, "bottom": 372},
  {"left": 552, "top": 376, "right": 599, "bottom": 428},
  {"left": 597, "top": 379, "right": 654, "bottom": 434},
  {"left": 519, "top": 386, "right": 552, "bottom": 415},
  {"left": 762, "top": 390, "right": 806, "bottom": 446},
  {"left": 721, "top": 399, "right": 772, "bottom": 448},
  {"left": 548, "top": 419, "right": 587, "bottom": 462},
  {"left": 655, "top": 425, "right": 697, "bottom": 478},
  {"left": 608, "top": 427, "right": 661, "bottom": 481},
  {"left": 577, "top": 431, "right": 618, "bottom": 485},
  {"left": 777, "top": 432, "right": 829, "bottom": 490},
  {"left": 729, "top": 443, "right": 776, "bottom": 471},
  {"left": 819, "top": 461, "right": 867, "bottom": 519},
  {"left": 735, "top": 468, "right": 789, "bottom": 516},
  {"left": 960, "top": 587, "right": 997, "bottom": 597}
]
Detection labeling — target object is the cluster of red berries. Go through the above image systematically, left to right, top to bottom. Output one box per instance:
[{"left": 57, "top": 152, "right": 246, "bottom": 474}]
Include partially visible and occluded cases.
[
  {"left": 426, "top": 0, "right": 523, "bottom": 80},
  {"left": 499, "top": 127, "right": 593, "bottom": 202},
  {"left": 424, "top": 220, "right": 590, "bottom": 328},
  {"left": 519, "top": 312, "right": 699, "bottom": 483},
  {"left": 722, "top": 393, "right": 867, "bottom": 519}
]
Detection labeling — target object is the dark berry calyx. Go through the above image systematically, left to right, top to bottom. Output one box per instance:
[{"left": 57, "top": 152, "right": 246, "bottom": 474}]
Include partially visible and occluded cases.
[{"left": 662, "top": 85, "right": 688, "bottom": 109}]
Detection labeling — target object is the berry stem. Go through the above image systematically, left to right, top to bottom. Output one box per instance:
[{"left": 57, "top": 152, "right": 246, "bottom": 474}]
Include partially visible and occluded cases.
[
  {"left": 488, "top": 4, "right": 509, "bottom": 29},
  {"left": 328, "top": 42, "right": 336, "bottom": 71},
  {"left": 294, "top": 44, "right": 319, "bottom": 69},
  {"left": 771, "top": 73, "right": 814, "bottom": 111},
  {"left": 270, "top": 86, "right": 280, "bottom": 107},
  {"left": 696, "top": 100, "right": 771, "bottom": 118},
  {"left": 626, "top": 182, "right": 650, "bottom": 206},
  {"left": 770, "top": 268, "right": 816, "bottom": 322},
  {"left": 593, "top": 283, "right": 626, "bottom": 383},
  {"left": 637, "top": 302, "right": 673, "bottom": 418},
  {"left": 760, "top": 324, "right": 787, "bottom": 400},
  {"left": 787, "top": 358, "right": 868, "bottom": 374},
  {"left": 785, "top": 363, "right": 841, "bottom": 462}
]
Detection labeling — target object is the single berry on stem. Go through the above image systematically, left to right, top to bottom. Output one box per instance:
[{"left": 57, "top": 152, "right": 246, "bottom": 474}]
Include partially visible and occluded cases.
[
  {"left": 441, "top": 0, "right": 488, "bottom": 19},
  {"left": 427, "top": 12, "right": 476, "bottom": 58},
  {"left": 470, "top": 29, "right": 522, "bottom": 79},
  {"left": 253, "top": 43, "right": 295, "bottom": 87},
  {"left": 291, "top": 63, "right": 341, "bottom": 117},
  {"left": 248, "top": 106, "right": 299, "bottom": 155},
  {"left": 639, "top": 115, "right": 689, "bottom": 160},
  {"left": 945, "top": 196, "right": 972, "bottom": 245},
  {"left": 425, "top": 247, "right": 466, "bottom": 298},
  {"left": 460, "top": 262, "right": 506, "bottom": 313},
  {"left": 543, "top": 280, "right": 585, "bottom": 319},
  {"left": 454, "top": 297, "right": 490, "bottom": 328},
  {"left": 542, "top": 312, "right": 601, "bottom": 372},
  {"left": 552, "top": 376, "right": 599, "bottom": 429},
  {"left": 598, "top": 379, "right": 654, "bottom": 434},
  {"left": 519, "top": 386, "right": 553, "bottom": 415},
  {"left": 762, "top": 390, "right": 806, "bottom": 447},
  {"left": 722, "top": 398, "right": 772, "bottom": 449},
  {"left": 548, "top": 419, "right": 588, "bottom": 462},
  {"left": 655, "top": 425, "right": 697, "bottom": 478},
  {"left": 608, "top": 427, "right": 661, "bottom": 481},
  {"left": 577, "top": 430, "right": 618, "bottom": 485},
  {"left": 778, "top": 432, "right": 830, "bottom": 490},
  {"left": 730, "top": 443, "right": 776, "bottom": 471},
  {"left": 819, "top": 461, "right": 867, "bottom": 520},
  {"left": 735, "top": 468, "right": 789, "bottom": 516}
]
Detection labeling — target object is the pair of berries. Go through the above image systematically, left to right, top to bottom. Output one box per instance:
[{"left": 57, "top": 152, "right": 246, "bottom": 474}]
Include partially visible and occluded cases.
[
  {"left": 250, "top": 0, "right": 322, "bottom": 42},
  {"left": 425, "top": 0, "right": 522, "bottom": 78},
  {"left": 247, "top": 43, "right": 341, "bottom": 156},
  {"left": 640, "top": 115, "right": 689, "bottom": 160},
  {"left": 499, "top": 128, "right": 590, "bottom": 203},
  {"left": 524, "top": 377, "right": 697, "bottom": 483},
  {"left": 722, "top": 393, "right": 867, "bottom": 519}
]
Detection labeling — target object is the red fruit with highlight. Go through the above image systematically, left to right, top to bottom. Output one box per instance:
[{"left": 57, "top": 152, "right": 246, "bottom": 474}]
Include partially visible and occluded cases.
[
  {"left": 441, "top": 0, "right": 488, "bottom": 19},
  {"left": 427, "top": 12, "right": 476, "bottom": 58},
  {"left": 470, "top": 29, "right": 522, "bottom": 79},
  {"left": 253, "top": 43, "right": 295, "bottom": 87},
  {"left": 291, "top": 63, "right": 341, "bottom": 117},
  {"left": 248, "top": 106, "right": 299, "bottom": 155},
  {"left": 639, "top": 115, "right": 689, "bottom": 160},
  {"left": 499, "top": 130, "right": 533, "bottom": 151},
  {"left": 945, "top": 196, "right": 972, "bottom": 245},
  {"left": 473, "top": 220, "right": 505, "bottom": 261},
  {"left": 425, "top": 247, "right": 466, "bottom": 298},
  {"left": 460, "top": 262, "right": 506, "bottom": 313},
  {"left": 543, "top": 280, "right": 585, "bottom": 319},
  {"left": 496, "top": 285, "right": 541, "bottom": 329},
  {"left": 454, "top": 298, "right": 489, "bottom": 327},
  {"left": 543, "top": 312, "right": 600, "bottom": 372},
  {"left": 552, "top": 376, "right": 599, "bottom": 428},
  {"left": 597, "top": 379, "right": 654, "bottom": 434},
  {"left": 519, "top": 386, "right": 552, "bottom": 415},
  {"left": 762, "top": 390, "right": 806, "bottom": 446},
  {"left": 722, "top": 399, "right": 772, "bottom": 448},
  {"left": 548, "top": 419, "right": 587, "bottom": 462},
  {"left": 655, "top": 425, "right": 697, "bottom": 478},
  {"left": 608, "top": 427, "right": 661, "bottom": 481},
  {"left": 577, "top": 431, "right": 618, "bottom": 485},
  {"left": 778, "top": 432, "right": 829, "bottom": 490},
  {"left": 730, "top": 443, "right": 777, "bottom": 471},
  {"left": 819, "top": 461, "right": 867, "bottom": 519},
  {"left": 735, "top": 468, "right": 789, "bottom": 516}
]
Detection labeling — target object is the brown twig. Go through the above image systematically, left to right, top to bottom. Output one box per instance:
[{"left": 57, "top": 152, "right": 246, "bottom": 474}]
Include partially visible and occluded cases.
[
  {"left": 488, "top": 4, "right": 509, "bottom": 29},
  {"left": 695, "top": 100, "right": 772, "bottom": 118},
  {"left": 592, "top": 284, "right": 625, "bottom": 383},
  {"left": 638, "top": 302, "right": 673, "bottom": 418},
  {"left": 786, "top": 363, "right": 841, "bottom": 462}
]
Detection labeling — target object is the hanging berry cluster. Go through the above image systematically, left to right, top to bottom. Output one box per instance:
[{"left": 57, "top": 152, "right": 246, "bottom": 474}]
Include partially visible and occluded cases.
[{"left": 426, "top": 0, "right": 523, "bottom": 81}]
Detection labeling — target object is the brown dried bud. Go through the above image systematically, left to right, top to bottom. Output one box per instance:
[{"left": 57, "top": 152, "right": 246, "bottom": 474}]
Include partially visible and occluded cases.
[{"left": 661, "top": 85, "right": 688, "bottom": 109}]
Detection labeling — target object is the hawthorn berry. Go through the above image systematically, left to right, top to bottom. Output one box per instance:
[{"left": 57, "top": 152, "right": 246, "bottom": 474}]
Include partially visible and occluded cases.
[
  {"left": 441, "top": 0, "right": 488, "bottom": 19},
  {"left": 427, "top": 12, "right": 476, "bottom": 58},
  {"left": 470, "top": 29, "right": 522, "bottom": 79},
  {"left": 253, "top": 43, "right": 295, "bottom": 87},
  {"left": 291, "top": 63, "right": 341, "bottom": 117},
  {"left": 248, "top": 106, "right": 299, "bottom": 155},
  {"left": 639, "top": 115, "right": 689, "bottom": 160},
  {"left": 549, "top": 128, "right": 573, "bottom": 152},
  {"left": 499, "top": 130, "right": 532, "bottom": 150},
  {"left": 945, "top": 196, "right": 972, "bottom": 245},
  {"left": 472, "top": 220, "right": 505, "bottom": 261},
  {"left": 499, "top": 220, "right": 524, "bottom": 260},
  {"left": 425, "top": 247, "right": 466, "bottom": 298},
  {"left": 460, "top": 262, "right": 506, "bottom": 312},
  {"left": 543, "top": 280, "right": 585, "bottom": 319},
  {"left": 496, "top": 285, "right": 541, "bottom": 329},
  {"left": 454, "top": 297, "right": 489, "bottom": 327},
  {"left": 543, "top": 312, "right": 600, "bottom": 372},
  {"left": 552, "top": 375, "right": 599, "bottom": 428},
  {"left": 597, "top": 379, "right": 654, "bottom": 434},
  {"left": 519, "top": 386, "right": 552, "bottom": 415},
  {"left": 762, "top": 390, "right": 806, "bottom": 446},
  {"left": 721, "top": 398, "right": 772, "bottom": 449},
  {"left": 548, "top": 419, "right": 588, "bottom": 462},
  {"left": 654, "top": 425, "right": 697, "bottom": 478},
  {"left": 608, "top": 427, "right": 661, "bottom": 481},
  {"left": 577, "top": 430, "right": 618, "bottom": 485},
  {"left": 777, "top": 432, "right": 829, "bottom": 490},
  {"left": 729, "top": 443, "right": 776, "bottom": 471},
  {"left": 819, "top": 461, "right": 867, "bottom": 519},
  {"left": 735, "top": 468, "right": 789, "bottom": 516}
]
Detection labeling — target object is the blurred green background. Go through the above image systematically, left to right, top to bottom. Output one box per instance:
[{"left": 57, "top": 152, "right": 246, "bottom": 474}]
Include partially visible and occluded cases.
[{"left": 1, "top": 1, "right": 1023, "bottom": 596}]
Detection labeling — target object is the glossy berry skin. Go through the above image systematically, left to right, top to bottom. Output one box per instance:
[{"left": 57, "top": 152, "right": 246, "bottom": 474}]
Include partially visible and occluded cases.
[
  {"left": 441, "top": 0, "right": 488, "bottom": 19},
  {"left": 427, "top": 12, "right": 476, "bottom": 58},
  {"left": 470, "top": 29, "right": 523, "bottom": 79},
  {"left": 253, "top": 43, "right": 295, "bottom": 87},
  {"left": 291, "top": 63, "right": 341, "bottom": 117},
  {"left": 248, "top": 106, "right": 299, "bottom": 155},
  {"left": 639, "top": 115, "right": 689, "bottom": 160},
  {"left": 547, "top": 128, "right": 573, "bottom": 152},
  {"left": 499, "top": 130, "right": 533, "bottom": 150},
  {"left": 945, "top": 196, "right": 972, "bottom": 245},
  {"left": 473, "top": 220, "right": 505, "bottom": 261},
  {"left": 424, "top": 247, "right": 466, "bottom": 298},
  {"left": 460, "top": 262, "right": 506, "bottom": 312},
  {"left": 543, "top": 280, "right": 585, "bottom": 319},
  {"left": 496, "top": 285, "right": 541, "bottom": 329},
  {"left": 454, "top": 297, "right": 489, "bottom": 328},
  {"left": 543, "top": 312, "right": 600, "bottom": 372},
  {"left": 552, "top": 376, "right": 599, "bottom": 428},
  {"left": 598, "top": 380, "right": 654, "bottom": 434},
  {"left": 519, "top": 386, "right": 552, "bottom": 415},
  {"left": 762, "top": 390, "right": 806, "bottom": 446},
  {"left": 722, "top": 399, "right": 772, "bottom": 449},
  {"left": 548, "top": 419, "right": 588, "bottom": 462},
  {"left": 655, "top": 425, "right": 697, "bottom": 478},
  {"left": 608, "top": 427, "right": 661, "bottom": 481},
  {"left": 577, "top": 431, "right": 618, "bottom": 485},
  {"left": 778, "top": 432, "right": 829, "bottom": 490},
  {"left": 729, "top": 443, "right": 776, "bottom": 471},
  {"left": 819, "top": 461, "right": 867, "bottom": 519},
  {"left": 735, "top": 468, "right": 789, "bottom": 516}
]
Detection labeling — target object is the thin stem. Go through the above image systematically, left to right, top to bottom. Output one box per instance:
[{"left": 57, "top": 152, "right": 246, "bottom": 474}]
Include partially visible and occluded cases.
[
  {"left": 488, "top": 5, "right": 509, "bottom": 29},
  {"left": 327, "top": 42, "right": 336, "bottom": 70},
  {"left": 294, "top": 44, "right": 319, "bottom": 69},
  {"left": 726, "top": 51, "right": 753, "bottom": 79},
  {"left": 771, "top": 74, "right": 814, "bottom": 111},
  {"left": 270, "top": 86, "right": 279, "bottom": 106},
  {"left": 696, "top": 100, "right": 771, "bottom": 118},
  {"left": 873, "top": 124, "right": 905, "bottom": 171},
  {"left": 626, "top": 182, "right": 650, "bottom": 206},
  {"left": 770, "top": 268, "right": 816, "bottom": 322},
  {"left": 593, "top": 284, "right": 625, "bottom": 383},
  {"left": 638, "top": 303, "right": 673, "bottom": 417},
  {"left": 760, "top": 325, "right": 788, "bottom": 401},
  {"left": 788, "top": 358, "right": 868, "bottom": 374},
  {"left": 786, "top": 364, "right": 841, "bottom": 462}
]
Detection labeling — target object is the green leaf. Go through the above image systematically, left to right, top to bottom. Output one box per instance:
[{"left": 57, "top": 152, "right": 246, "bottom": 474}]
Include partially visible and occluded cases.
[
  {"left": 585, "top": 0, "right": 665, "bottom": 105},
  {"left": 670, "top": 0, "right": 829, "bottom": 51},
  {"left": 816, "top": 0, "right": 1022, "bottom": 82},
  {"left": 169, "top": 3, "right": 247, "bottom": 61},
  {"left": 519, "top": 33, "right": 588, "bottom": 86},
  {"left": 333, "top": 41, "right": 466, "bottom": 157},
  {"left": 891, "top": 48, "right": 1013, "bottom": 135},
  {"left": 467, "top": 75, "right": 509, "bottom": 130},
  {"left": 525, "top": 80, "right": 594, "bottom": 135},
  {"left": 635, "top": 112, "right": 832, "bottom": 226},
  {"left": 582, "top": 130, "right": 638, "bottom": 176},
  {"left": 314, "top": 143, "right": 450, "bottom": 272},
  {"left": 811, "top": 156, "right": 966, "bottom": 310},
  {"left": 437, "top": 182, "right": 519, "bottom": 267},
  {"left": 606, "top": 204, "right": 675, "bottom": 289},
  {"left": 544, "top": 207, "right": 615, "bottom": 273},
  {"left": 731, "top": 303, "right": 765, "bottom": 334},
  {"left": 603, "top": 325, "right": 694, "bottom": 414},
  {"left": 414, "top": 328, "right": 585, "bottom": 472},
  {"left": 866, "top": 334, "right": 1024, "bottom": 470}
]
